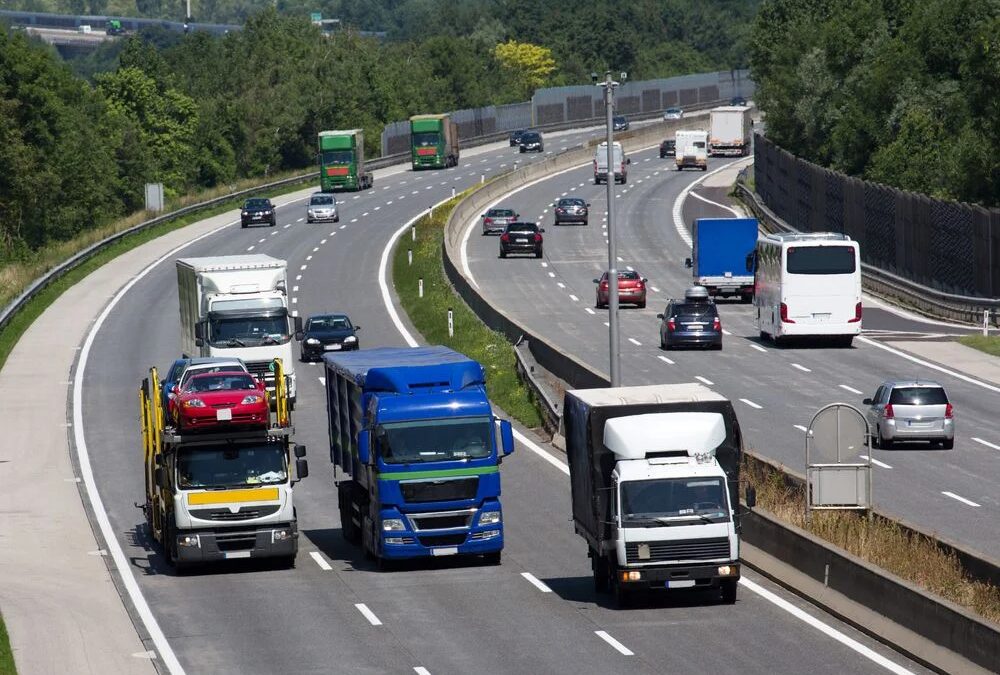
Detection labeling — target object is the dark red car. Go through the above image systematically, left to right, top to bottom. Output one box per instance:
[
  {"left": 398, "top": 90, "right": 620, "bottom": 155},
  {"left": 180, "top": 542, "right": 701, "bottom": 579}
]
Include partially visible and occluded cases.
[
  {"left": 594, "top": 270, "right": 648, "bottom": 309},
  {"left": 170, "top": 372, "right": 269, "bottom": 432}
]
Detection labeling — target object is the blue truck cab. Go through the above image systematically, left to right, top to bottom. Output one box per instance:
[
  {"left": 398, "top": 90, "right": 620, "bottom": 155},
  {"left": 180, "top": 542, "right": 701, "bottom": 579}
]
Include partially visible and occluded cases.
[
  {"left": 684, "top": 217, "right": 759, "bottom": 301},
  {"left": 324, "top": 346, "right": 514, "bottom": 565}
]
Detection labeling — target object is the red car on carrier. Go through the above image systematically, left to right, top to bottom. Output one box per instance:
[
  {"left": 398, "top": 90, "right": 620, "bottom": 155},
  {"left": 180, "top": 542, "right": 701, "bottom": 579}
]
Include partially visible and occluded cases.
[
  {"left": 594, "top": 270, "right": 647, "bottom": 309},
  {"left": 170, "top": 372, "right": 269, "bottom": 432}
]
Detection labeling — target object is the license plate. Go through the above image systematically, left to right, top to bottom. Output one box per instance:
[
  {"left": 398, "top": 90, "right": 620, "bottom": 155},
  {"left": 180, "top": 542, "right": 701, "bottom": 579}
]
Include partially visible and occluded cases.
[
  {"left": 252, "top": 215, "right": 262, "bottom": 219},
  {"left": 516, "top": 238, "right": 528, "bottom": 243},
  {"left": 813, "top": 313, "right": 831, "bottom": 322},
  {"left": 686, "top": 323, "right": 703, "bottom": 330},
  {"left": 325, "top": 343, "right": 342, "bottom": 351},
  {"left": 216, "top": 408, "right": 233, "bottom": 421},
  {"left": 430, "top": 547, "right": 458, "bottom": 556},
  {"left": 224, "top": 550, "right": 252, "bottom": 559},
  {"left": 666, "top": 579, "right": 695, "bottom": 588}
]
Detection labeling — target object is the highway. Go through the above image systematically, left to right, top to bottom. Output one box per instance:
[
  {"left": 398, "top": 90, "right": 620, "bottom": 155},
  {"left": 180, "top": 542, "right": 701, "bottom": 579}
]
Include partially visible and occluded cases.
[
  {"left": 75, "top": 126, "right": 930, "bottom": 673},
  {"left": 462, "top": 143, "right": 1000, "bottom": 560}
]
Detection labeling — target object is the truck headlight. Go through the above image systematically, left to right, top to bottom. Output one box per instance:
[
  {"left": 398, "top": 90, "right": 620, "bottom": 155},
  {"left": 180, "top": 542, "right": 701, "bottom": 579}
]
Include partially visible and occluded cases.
[
  {"left": 343, "top": 335, "right": 357, "bottom": 343},
  {"left": 306, "top": 338, "right": 320, "bottom": 345},
  {"left": 182, "top": 398, "right": 205, "bottom": 408},
  {"left": 478, "top": 510, "right": 501, "bottom": 525},
  {"left": 382, "top": 518, "right": 406, "bottom": 532},
  {"left": 272, "top": 528, "right": 291, "bottom": 543},
  {"left": 178, "top": 534, "right": 201, "bottom": 548},
  {"left": 718, "top": 565, "right": 738, "bottom": 576},
  {"left": 620, "top": 570, "right": 642, "bottom": 582}
]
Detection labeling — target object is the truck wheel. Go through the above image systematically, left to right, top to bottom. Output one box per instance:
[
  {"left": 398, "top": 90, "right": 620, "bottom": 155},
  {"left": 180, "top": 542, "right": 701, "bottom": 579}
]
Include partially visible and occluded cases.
[
  {"left": 499, "top": 250, "right": 507, "bottom": 259},
  {"left": 483, "top": 551, "right": 502, "bottom": 566},
  {"left": 280, "top": 554, "right": 297, "bottom": 569},
  {"left": 593, "top": 556, "right": 610, "bottom": 593},
  {"left": 613, "top": 577, "right": 633, "bottom": 608},
  {"left": 721, "top": 578, "right": 738, "bottom": 604}
]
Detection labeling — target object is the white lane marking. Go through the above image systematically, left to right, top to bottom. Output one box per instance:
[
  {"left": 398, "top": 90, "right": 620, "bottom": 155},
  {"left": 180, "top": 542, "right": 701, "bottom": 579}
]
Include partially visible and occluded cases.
[
  {"left": 672, "top": 158, "right": 753, "bottom": 247},
  {"left": 689, "top": 189, "right": 742, "bottom": 215},
  {"left": 387, "top": 201, "right": 393, "bottom": 205},
  {"left": 374, "top": 206, "right": 381, "bottom": 211},
  {"left": 362, "top": 212, "right": 369, "bottom": 217},
  {"left": 296, "top": 218, "right": 304, "bottom": 223},
  {"left": 283, "top": 223, "right": 291, "bottom": 229},
  {"left": 340, "top": 224, "right": 346, "bottom": 229},
  {"left": 270, "top": 231, "right": 278, "bottom": 236},
  {"left": 330, "top": 231, "right": 336, "bottom": 236},
  {"left": 258, "top": 238, "right": 266, "bottom": 243},
  {"left": 321, "top": 239, "right": 327, "bottom": 244},
  {"left": 247, "top": 245, "right": 255, "bottom": 251},
  {"left": 313, "top": 247, "right": 320, "bottom": 253},
  {"left": 305, "top": 255, "right": 313, "bottom": 261},
  {"left": 616, "top": 256, "right": 623, "bottom": 262},
  {"left": 541, "top": 262, "right": 548, "bottom": 267},
  {"left": 300, "top": 264, "right": 308, "bottom": 271},
  {"left": 626, "top": 265, "right": 634, "bottom": 271},
  {"left": 548, "top": 272, "right": 556, "bottom": 278},
  {"left": 295, "top": 274, "right": 302, "bottom": 281},
  {"left": 557, "top": 282, "right": 566, "bottom": 288},
  {"left": 292, "top": 285, "right": 299, "bottom": 292},
  {"left": 650, "top": 286, "right": 661, "bottom": 293},
  {"left": 569, "top": 295, "right": 579, "bottom": 302},
  {"left": 292, "top": 298, "right": 298, "bottom": 304},
  {"left": 585, "top": 308, "right": 596, "bottom": 315},
  {"left": 292, "top": 310, "right": 298, "bottom": 317},
  {"left": 603, "top": 321, "right": 610, "bottom": 327},
  {"left": 857, "top": 336, "right": 1000, "bottom": 394},
  {"left": 628, "top": 338, "right": 641, "bottom": 346},
  {"left": 750, "top": 343, "right": 767, "bottom": 353},
  {"left": 658, "top": 355, "right": 675, "bottom": 365},
  {"left": 791, "top": 363, "right": 811, "bottom": 373},
  {"left": 695, "top": 376, "right": 714, "bottom": 385},
  {"left": 318, "top": 377, "right": 325, "bottom": 386},
  {"left": 839, "top": 385, "right": 863, "bottom": 395},
  {"left": 741, "top": 398, "right": 763, "bottom": 409},
  {"left": 793, "top": 425, "right": 808, "bottom": 433},
  {"left": 972, "top": 437, "right": 1000, "bottom": 451},
  {"left": 859, "top": 455, "right": 892, "bottom": 469},
  {"left": 942, "top": 491, "right": 981, "bottom": 507},
  {"left": 310, "top": 551, "right": 332, "bottom": 570},
  {"left": 521, "top": 572, "right": 553, "bottom": 593},
  {"left": 739, "top": 578, "right": 916, "bottom": 675},
  {"left": 355, "top": 603, "right": 383, "bottom": 626},
  {"left": 595, "top": 631, "right": 634, "bottom": 656},
  {"left": 414, "top": 668, "right": 432, "bottom": 675}
]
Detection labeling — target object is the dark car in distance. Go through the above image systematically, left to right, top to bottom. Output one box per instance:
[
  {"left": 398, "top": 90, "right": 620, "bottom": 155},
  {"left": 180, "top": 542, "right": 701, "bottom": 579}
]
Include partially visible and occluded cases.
[
  {"left": 730, "top": 96, "right": 748, "bottom": 106},
  {"left": 612, "top": 115, "right": 629, "bottom": 131},
  {"left": 509, "top": 129, "right": 528, "bottom": 146},
  {"left": 519, "top": 131, "right": 544, "bottom": 153},
  {"left": 659, "top": 138, "right": 676, "bottom": 158},
  {"left": 241, "top": 197, "right": 276, "bottom": 228},
  {"left": 553, "top": 197, "right": 589, "bottom": 226},
  {"left": 499, "top": 222, "right": 544, "bottom": 259},
  {"left": 658, "top": 286, "right": 722, "bottom": 349},
  {"left": 300, "top": 313, "right": 360, "bottom": 361}
]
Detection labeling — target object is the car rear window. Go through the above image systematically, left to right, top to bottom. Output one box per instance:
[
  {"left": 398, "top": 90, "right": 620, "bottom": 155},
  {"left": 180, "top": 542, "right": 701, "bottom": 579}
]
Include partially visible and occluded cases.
[
  {"left": 559, "top": 199, "right": 584, "bottom": 207},
  {"left": 489, "top": 209, "right": 515, "bottom": 217},
  {"left": 507, "top": 222, "right": 537, "bottom": 232},
  {"left": 786, "top": 245, "right": 856, "bottom": 275},
  {"left": 673, "top": 303, "right": 717, "bottom": 316},
  {"left": 889, "top": 387, "right": 948, "bottom": 405}
]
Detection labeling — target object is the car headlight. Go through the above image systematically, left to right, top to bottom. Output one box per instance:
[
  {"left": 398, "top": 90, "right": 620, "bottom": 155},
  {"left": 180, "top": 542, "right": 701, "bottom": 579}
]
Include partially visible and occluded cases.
[
  {"left": 241, "top": 211, "right": 248, "bottom": 216},
  {"left": 343, "top": 335, "right": 357, "bottom": 343},
  {"left": 306, "top": 338, "right": 320, "bottom": 345},
  {"left": 241, "top": 395, "right": 263, "bottom": 404},
  {"left": 182, "top": 398, "right": 205, "bottom": 408},
  {"left": 479, "top": 510, "right": 501, "bottom": 525},
  {"left": 382, "top": 518, "right": 406, "bottom": 532},
  {"left": 271, "top": 528, "right": 291, "bottom": 543},
  {"left": 178, "top": 534, "right": 201, "bottom": 548}
]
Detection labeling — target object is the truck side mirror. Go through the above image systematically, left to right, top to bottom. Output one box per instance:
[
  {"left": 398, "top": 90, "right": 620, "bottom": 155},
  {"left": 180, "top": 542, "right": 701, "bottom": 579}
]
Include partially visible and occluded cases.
[
  {"left": 626, "top": 158, "right": 631, "bottom": 165},
  {"left": 684, "top": 257, "right": 692, "bottom": 268},
  {"left": 656, "top": 313, "right": 664, "bottom": 319},
  {"left": 294, "top": 316, "right": 303, "bottom": 333},
  {"left": 194, "top": 323, "right": 204, "bottom": 340},
  {"left": 354, "top": 325, "right": 361, "bottom": 331},
  {"left": 294, "top": 331, "right": 304, "bottom": 341},
  {"left": 499, "top": 419, "right": 515, "bottom": 457},
  {"left": 358, "top": 429, "right": 371, "bottom": 464},
  {"left": 294, "top": 444, "right": 307, "bottom": 458},
  {"left": 296, "top": 458, "right": 309, "bottom": 480},
  {"left": 154, "top": 466, "right": 168, "bottom": 489},
  {"left": 746, "top": 486, "right": 757, "bottom": 509}
]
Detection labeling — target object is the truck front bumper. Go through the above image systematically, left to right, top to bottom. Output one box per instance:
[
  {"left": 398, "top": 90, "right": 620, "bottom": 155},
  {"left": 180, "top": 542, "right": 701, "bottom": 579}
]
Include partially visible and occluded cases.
[
  {"left": 174, "top": 522, "right": 298, "bottom": 563},
  {"left": 381, "top": 527, "right": 503, "bottom": 559},
  {"left": 618, "top": 562, "right": 739, "bottom": 591}
]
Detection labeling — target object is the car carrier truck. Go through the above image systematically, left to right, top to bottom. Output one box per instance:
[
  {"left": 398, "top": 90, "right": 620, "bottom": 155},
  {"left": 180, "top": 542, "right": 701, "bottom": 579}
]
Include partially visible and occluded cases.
[
  {"left": 410, "top": 114, "right": 460, "bottom": 169},
  {"left": 318, "top": 129, "right": 373, "bottom": 191},
  {"left": 684, "top": 218, "right": 759, "bottom": 301},
  {"left": 176, "top": 255, "right": 301, "bottom": 405},
  {"left": 324, "top": 346, "right": 515, "bottom": 565},
  {"left": 139, "top": 358, "right": 308, "bottom": 570},
  {"left": 564, "top": 383, "right": 754, "bottom": 606}
]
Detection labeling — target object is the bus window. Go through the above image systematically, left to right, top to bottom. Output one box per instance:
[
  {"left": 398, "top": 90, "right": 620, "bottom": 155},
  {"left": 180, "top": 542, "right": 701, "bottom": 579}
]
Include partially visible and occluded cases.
[{"left": 786, "top": 246, "right": 856, "bottom": 275}]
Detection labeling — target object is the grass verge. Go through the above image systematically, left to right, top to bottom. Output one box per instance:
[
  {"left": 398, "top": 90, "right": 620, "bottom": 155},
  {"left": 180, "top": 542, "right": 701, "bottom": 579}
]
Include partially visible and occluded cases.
[
  {"left": 392, "top": 195, "right": 543, "bottom": 428},
  {"left": 958, "top": 335, "right": 1000, "bottom": 358},
  {"left": 745, "top": 455, "right": 1000, "bottom": 624},
  {"left": 0, "top": 612, "right": 14, "bottom": 675}
]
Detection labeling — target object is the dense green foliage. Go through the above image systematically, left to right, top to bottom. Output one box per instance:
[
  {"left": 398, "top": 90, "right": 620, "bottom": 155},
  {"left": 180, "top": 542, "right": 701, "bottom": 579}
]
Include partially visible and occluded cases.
[{"left": 749, "top": 0, "right": 1000, "bottom": 206}]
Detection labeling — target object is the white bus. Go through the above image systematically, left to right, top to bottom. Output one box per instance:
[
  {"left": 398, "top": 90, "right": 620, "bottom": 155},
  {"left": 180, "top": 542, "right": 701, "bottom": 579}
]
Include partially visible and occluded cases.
[{"left": 752, "top": 232, "right": 862, "bottom": 346}]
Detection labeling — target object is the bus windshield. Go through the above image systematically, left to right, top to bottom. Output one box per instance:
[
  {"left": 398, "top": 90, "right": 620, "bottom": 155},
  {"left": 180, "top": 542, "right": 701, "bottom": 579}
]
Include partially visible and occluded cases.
[{"left": 786, "top": 245, "right": 856, "bottom": 275}]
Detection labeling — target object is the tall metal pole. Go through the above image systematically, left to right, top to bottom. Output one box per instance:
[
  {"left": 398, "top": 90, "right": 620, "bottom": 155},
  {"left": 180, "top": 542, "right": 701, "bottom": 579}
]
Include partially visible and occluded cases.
[{"left": 604, "top": 72, "right": 621, "bottom": 387}]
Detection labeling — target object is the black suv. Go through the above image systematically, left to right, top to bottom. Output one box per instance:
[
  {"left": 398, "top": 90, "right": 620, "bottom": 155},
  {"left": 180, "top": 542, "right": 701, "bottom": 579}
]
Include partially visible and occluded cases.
[
  {"left": 730, "top": 96, "right": 748, "bottom": 106},
  {"left": 612, "top": 115, "right": 629, "bottom": 131},
  {"left": 509, "top": 129, "right": 528, "bottom": 146},
  {"left": 519, "top": 131, "right": 544, "bottom": 153},
  {"left": 659, "top": 138, "right": 676, "bottom": 158},
  {"left": 553, "top": 197, "right": 589, "bottom": 225},
  {"left": 241, "top": 198, "right": 276, "bottom": 228},
  {"left": 499, "top": 222, "right": 544, "bottom": 258},
  {"left": 657, "top": 287, "right": 722, "bottom": 349}
]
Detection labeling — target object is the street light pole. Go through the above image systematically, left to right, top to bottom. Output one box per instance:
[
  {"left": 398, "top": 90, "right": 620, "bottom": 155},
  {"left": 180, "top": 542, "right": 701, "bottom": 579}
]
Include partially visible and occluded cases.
[{"left": 600, "top": 71, "right": 621, "bottom": 387}]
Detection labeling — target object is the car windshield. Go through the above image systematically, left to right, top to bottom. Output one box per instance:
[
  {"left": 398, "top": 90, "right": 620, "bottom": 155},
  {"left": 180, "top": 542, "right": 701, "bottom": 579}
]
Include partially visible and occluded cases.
[
  {"left": 667, "top": 108, "right": 680, "bottom": 114},
  {"left": 614, "top": 116, "right": 626, "bottom": 123},
  {"left": 412, "top": 132, "right": 440, "bottom": 147},
  {"left": 522, "top": 133, "right": 541, "bottom": 142},
  {"left": 321, "top": 150, "right": 353, "bottom": 164},
  {"left": 310, "top": 195, "right": 335, "bottom": 206},
  {"left": 245, "top": 199, "right": 269, "bottom": 209},
  {"left": 559, "top": 199, "right": 584, "bottom": 207},
  {"left": 488, "top": 209, "right": 515, "bottom": 218},
  {"left": 507, "top": 222, "right": 537, "bottom": 233},
  {"left": 786, "top": 245, "right": 856, "bottom": 275},
  {"left": 603, "top": 271, "right": 639, "bottom": 281},
  {"left": 209, "top": 314, "right": 290, "bottom": 347},
  {"left": 308, "top": 315, "right": 351, "bottom": 330},
  {"left": 179, "top": 366, "right": 245, "bottom": 389},
  {"left": 184, "top": 373, "right": 256, "bottom": 393},
  {"left": 889, "top": 387, "right": 947, "bottom": 405},
  {"left": 376, "top": 417, "right": 492, "bottom": 464},
  {"left": 177, "top": 445, "right": 287, "bottom": 489},
  {"left": 620, "top": 477, "right": 728, "bottom": 524}
]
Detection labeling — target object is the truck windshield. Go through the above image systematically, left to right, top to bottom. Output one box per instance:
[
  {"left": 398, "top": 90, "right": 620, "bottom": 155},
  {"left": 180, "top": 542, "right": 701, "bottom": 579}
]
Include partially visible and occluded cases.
[
  {"left": 412, "top": 132, "right": 441, "bottom": 148},
  {"left": 322, "top": 150, "right": 353, "bottom": 164},
  {"left": 209, "top": 313, "right": 290, "bottom": 347},
  {"left": 376, "top": 417, "right": 492, "bottom": 464},
  {"left": 177, "top": 445, "right": 287, "bottom": 489},
  {"left": 620, "top": 477, "right": 728, "bottom": 525}
]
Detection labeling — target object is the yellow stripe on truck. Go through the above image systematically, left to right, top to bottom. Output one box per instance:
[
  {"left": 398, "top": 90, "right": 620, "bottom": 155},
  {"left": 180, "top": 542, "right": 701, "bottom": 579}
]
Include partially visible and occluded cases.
[{"left": 188, "top": 488, "right": 280, "bottom": 505}]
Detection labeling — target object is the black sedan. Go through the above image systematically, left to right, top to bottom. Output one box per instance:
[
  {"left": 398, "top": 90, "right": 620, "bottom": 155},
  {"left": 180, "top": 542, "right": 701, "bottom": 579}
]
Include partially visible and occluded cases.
[
  {"left": 612, "top": 115, "right": 629, "bottom": 131},
  {"left": 509, "top": 129, "right": 528, "bottom": 146},
  {"left": 519, "top": 131, "right": 544, "bottom": 153},
  {"left": 553, "top": 197, "right": 589, "bottom": 225},
  {"left": 241, "top": 198, "right": 276, "bottom": 228},
  {"left": 499, "top": 222, "right": 544, "bottom": 259},
  {"left": 657, "top": 287, "right": 722, "bottom": 350},
  {"left": 300, "top": 313, "right": 360, "bottom": 361}
]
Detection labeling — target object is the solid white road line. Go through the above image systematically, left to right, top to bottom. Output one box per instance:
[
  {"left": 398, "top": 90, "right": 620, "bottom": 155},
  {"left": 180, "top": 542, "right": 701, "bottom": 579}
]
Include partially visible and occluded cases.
[
  {"left": 672, "top": 158, "right": 753, "bottom": 248},
  {"left": 688, "top": 189, "right": 742, "bottom": 216},
  {"left": 857, "top": 336, "right": 1000, "bottom": 394},
  {"left": 628, "top": 337, "right": 642, "bottom": 346},
  {"left": 750, "top": 343, "right": 767, "bottom": 353},
  {"left": 658, "top": 355, "right": 675, "bottom": 365},
  {"left": 791, "top": 363, "right": 812, "bottom": 373},
  {"left": 695, "top": 376, "right": 714, "bottom": 385},
  {"left": 839, "top": 385, "right": 863, "bottom": 395},
  {"left": 741, "top": 398, "right": 762, "bottom": 409},
  {"left": 972, "top": 437, "right": 1000, "bottom": 451},
  {"left": 859, "top": 455, "right": 892, "bottom": 469},
  {"left": 942, "top": 491, "right": 981, "bottom": 507},
  {"left": 309, "top": 551, "right": 332, "bottom": 570},
  {"left": 520, "top": 572, "right": 553, "bottom": 593},
  {"left": 739, "top": 578, "right": 916, "bottom": 675},
  {"left": 355, "top": 603, "right": 383, "bottom": 626},
  {"left": 595, "top": 631, "right": 634, "bottom": 656}
]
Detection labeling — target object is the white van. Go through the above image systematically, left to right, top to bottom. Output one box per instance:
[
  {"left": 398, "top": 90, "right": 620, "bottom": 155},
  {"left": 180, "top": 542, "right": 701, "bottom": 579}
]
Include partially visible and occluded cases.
[
  {"left": 675, "top": 129, "right": 708, "bottom": 171},
  {"left": 594, "top": 142, "right": 629, "bottom": 184}
]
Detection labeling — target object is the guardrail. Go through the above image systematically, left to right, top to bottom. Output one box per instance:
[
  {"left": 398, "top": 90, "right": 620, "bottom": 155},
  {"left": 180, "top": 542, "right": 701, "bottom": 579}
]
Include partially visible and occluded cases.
[
  {"left": 438, "top": 114, "right": 1000, "bottom": 673},
  {"left": 734, "top": 171, "right": 1000, "bottom": 327}
]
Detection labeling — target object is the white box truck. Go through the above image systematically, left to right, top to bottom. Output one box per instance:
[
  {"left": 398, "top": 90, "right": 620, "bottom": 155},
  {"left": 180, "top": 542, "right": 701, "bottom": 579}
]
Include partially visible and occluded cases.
[
  {"left": 709, "top": 106, "right": 753, "bottom": 156},
  {"left": 675, "top": 129, "right": 708, "bottom": 171},
  {"left": 176, "top": 255, "right": 301, "bottom": 405},
  {"left": 565, "top": 384, "right": 754, "bottom": 607}
]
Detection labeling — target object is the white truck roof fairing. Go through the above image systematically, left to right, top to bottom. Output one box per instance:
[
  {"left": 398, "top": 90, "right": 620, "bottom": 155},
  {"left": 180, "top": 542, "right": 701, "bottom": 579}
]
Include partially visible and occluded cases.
[
  {"left": 567, "top": 383, "right": 725, "bottom": 407},
  {"left": 604, "top": 412, "right": 726, "bottom": 460}
]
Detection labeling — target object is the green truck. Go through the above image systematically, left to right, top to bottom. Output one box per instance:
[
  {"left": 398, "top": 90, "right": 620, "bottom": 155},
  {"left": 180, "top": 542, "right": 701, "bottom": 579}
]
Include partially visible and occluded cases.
[
  {"left": 105, "top": 19, "right": 125, "bottom": 35},
  {"left": 410, "top": 114, "right": 460, "bottom": 170},
  {"left": 318, "top": 129, "right": 373, "bottom": 192}
]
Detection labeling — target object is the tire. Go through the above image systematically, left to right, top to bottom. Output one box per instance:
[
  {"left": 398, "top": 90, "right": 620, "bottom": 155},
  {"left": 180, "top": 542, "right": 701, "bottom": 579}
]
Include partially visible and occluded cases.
[
  {"left": 519, "top": 148, "right": 525, "bottom": 154},
  {"left": 334, "top": 215, "right": 340, "bottom": 223},
  {"left": 307, "top": 218, "right": 313, "bottom": 224},
  {"left": 241, "top": 222, "right": 247, "bottom": 229},
  {"left": 535, "top": 248, "right": 543, "bottom": 259},
  {"left": 499, "top": 250, "right": 507, "bottom": 259},
  {"left": 637, "top": 299, "right": 646, "bottom": 309},
  {"left": 660, "top": 336, "right": 666, "bottom": 350},
  {"left": 840, "top": 336, "right": 854, "bottom": 348},
  {"left": 878, "top": 428, "right": 893, "bottom": 450},
  {"left": 941, "top": 438, "right": 954, "bottom": 450},
  {"left": 483, "top": 551, "right": 502, "bottom": 566},
  {"left": 593, "top": 556, "right": 610, "bottom": 593},
  {"left": 613, "top": 577, "right": 633, "bottom": 608},
  {"left": 721, "top": 578, "right": 738, "bottom": 604}
]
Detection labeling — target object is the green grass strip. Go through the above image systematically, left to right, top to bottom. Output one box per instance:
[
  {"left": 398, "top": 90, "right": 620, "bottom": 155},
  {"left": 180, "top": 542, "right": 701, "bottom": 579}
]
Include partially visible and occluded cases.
[
  {"left": 392, "top": 195, "right": 542, "bottom": 429},
  {"left": 958, "top": 335, "right": 1000, "bottom": 358},
  {"left": 0, "top": 611, "right": 15, "bottom": 675}
]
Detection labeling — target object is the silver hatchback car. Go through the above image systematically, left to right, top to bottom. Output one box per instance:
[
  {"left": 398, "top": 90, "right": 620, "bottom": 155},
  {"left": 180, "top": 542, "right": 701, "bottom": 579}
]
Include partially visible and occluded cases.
[
  {"left": 307, "top": 193, "right": 339, "bottom": 223},
  {"left": 863, "top": 380, "right": 954, "bottom": 449}
]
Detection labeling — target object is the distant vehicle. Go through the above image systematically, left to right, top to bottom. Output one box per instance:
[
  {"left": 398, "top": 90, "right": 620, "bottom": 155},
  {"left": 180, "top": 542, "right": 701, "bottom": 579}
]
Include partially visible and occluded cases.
[
  {"left": 105, "top": 19, "right": 125, "bottom": 35},
  {"left": 730, "top": 96, "right": 748, "bottom": 106},
  {"left": 709, "top": 106, "right": 753, "bottom": 157},
  {"left": 663, "top": 107, "right": 683, "bottom": 120},
  {"left": 410, "top": 114, "right": 460, "bottom": 169},
  {"left": 612, "top": 115, "right": 629, "bottom": 131},
  {"left": 318, "top": 129, "right": 373, "bottom": 191},
  {"left": 509, "top": 129, "right": 528, "bottom": 146},
  {"left": 675, "top": 130, "right": 708, "bottom": 171},
  {"left": 519, "top": 131, "right": 544, "bottom": 153},
  {"left": 659, "top": 138, "right": 676, "bottom": 158},
  {"left": 594, "top": 141, "right": 629, "bottom": 184},
  {"left": 306, "top": 193, "right": 339, "bottom": 223},
  {"left": 553, "top": 197, "right": 589, "bottom": 226},
  {"left": 241, "top": 198, "right": 276, "bottom": 228},
  {"left": 481, "top": 207, "right": 519, "bottom": 235},
  {"left": 685, "top": 218, "right": 759, "bottom": 301},
  {"left": 499, "top": 222, "right": 544, "bottom": 259},
  {"left": 751, "top": 232, "right": 862, "bottom": 346},
  {"left": 594, "top": 270, "right": 646, "bottom": 309},
  {"left": 657, "top": 286, "right": 722, "bottom": 350},
  {"left": 300, "top": 313, "right": 359, "bottom": 361},
  {"left": 161, "top": 357, "right": 249, "bottom": 410},
  {"left": 170, "top": 372, "right": 269, "bottom": 432},
  {"left": 863, "top": 381, "right": 954, "bottom": 449}
]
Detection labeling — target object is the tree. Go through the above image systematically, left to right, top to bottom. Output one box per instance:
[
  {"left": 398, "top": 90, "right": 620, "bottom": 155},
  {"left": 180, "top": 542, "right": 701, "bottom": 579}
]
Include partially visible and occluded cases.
[{"left": 492, "top": 39, "right": 556, "bottom": 98}]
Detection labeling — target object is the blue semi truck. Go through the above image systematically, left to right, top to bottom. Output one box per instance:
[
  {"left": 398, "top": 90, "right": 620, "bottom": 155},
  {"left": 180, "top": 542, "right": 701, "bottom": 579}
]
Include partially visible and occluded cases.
[
  {"left": 684, "top": 217, "right": 759, "bottom": 301},
  {"left": 324, "top": 346, "right": 515, "bottom": 565}
]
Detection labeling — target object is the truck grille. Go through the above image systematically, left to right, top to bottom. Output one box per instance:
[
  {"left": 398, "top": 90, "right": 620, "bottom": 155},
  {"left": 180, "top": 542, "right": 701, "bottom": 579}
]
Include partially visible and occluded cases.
[
  {"left": 245, "top": 361, "right": 276, "bottom": 383},
  {"left": 400, "top": 477, "right": 478, "bottom": 503},
  {"left": 189, "top": 505, "right": 281, "bottom": 522},
  {"left": 409, "top": 511, "right": 474, "bottom": 531},
  {"left": 215, "top": 530, "right": 258, "bottom": 551},
  {"left": 418, "top": 533, "right": 467, "bottom": 547},
  {"left": 625, "top": 537, "right": 730, "bottom": 564}
]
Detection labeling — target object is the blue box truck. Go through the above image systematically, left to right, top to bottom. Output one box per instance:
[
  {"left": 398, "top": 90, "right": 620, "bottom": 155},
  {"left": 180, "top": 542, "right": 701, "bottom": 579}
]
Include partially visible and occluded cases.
[
  {"left": 684, "top": 218, "right": 759, "bottom": 301},
  {"left": 324, "top": 346, "right": 514, "bottom": 566}
]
